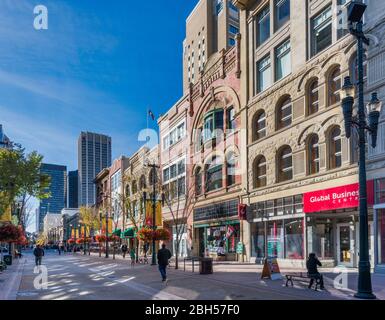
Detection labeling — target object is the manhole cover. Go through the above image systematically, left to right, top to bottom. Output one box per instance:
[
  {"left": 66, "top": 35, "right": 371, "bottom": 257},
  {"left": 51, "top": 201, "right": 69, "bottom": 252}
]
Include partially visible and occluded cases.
[{"left": 17, "top": 291, "right": 39, "bottom": 297}]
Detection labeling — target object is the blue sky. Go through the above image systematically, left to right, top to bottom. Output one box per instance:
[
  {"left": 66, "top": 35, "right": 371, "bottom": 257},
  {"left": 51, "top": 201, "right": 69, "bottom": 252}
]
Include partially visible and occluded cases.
[{"left": 0, "top": 0, "right": 198, "bottom": 171}]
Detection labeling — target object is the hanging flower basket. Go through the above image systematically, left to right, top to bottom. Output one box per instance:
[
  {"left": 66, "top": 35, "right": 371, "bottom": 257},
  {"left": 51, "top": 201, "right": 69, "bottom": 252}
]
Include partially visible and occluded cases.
[
  {"left": 0, "top": 223, "right": 21, "bottom": 242},
  {"left": 136, "top": 227, "right": 153, "bottom": 242},
  {"left": 137, "top": 227, "right": 171, "bottom": 241},
  {"left": 153, "top": 228, "right": 171, "bottom": 241},
  {"left": 95, "top": 234, "right": 106, "bottom": 243},
  {"left": 17, "top": 235, "right": 28, "bottom": 246},
  {"left": 108, "top": 235, "right": 120, "bottom": 242},
  {"left": 67, "top": 238, "right": 75, "bottom": 245}
]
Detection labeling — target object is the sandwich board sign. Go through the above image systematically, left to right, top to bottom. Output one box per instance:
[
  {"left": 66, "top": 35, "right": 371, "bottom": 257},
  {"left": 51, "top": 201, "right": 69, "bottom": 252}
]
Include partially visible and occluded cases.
[{"left": 261, "top": 257, "right": 282, "bottom": 280}]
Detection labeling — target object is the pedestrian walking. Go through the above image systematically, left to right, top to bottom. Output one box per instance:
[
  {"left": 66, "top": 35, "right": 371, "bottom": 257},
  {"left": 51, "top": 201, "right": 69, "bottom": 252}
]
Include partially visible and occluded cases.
[
  {"left": 157, "top": 243, "right": 172, "bottom": 283},
  {"left": 121, "top": 244, "right": 128, "bottom": 258},
  {"left": 33, "top": 245, "right": 45, "bottom": 266},
  {"left": 58, "top": 246, "right": 61, "bottom": 255},
  {"left": 130, "top": 247, "right": 136, "bottom": 267},
  {"left": 306, "top": 253, "right": 325, "bottom": 290}
]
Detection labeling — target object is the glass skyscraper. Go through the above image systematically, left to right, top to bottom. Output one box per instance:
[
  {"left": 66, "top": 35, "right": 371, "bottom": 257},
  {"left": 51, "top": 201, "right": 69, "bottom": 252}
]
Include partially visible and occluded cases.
[
  {"left": 78, "top": 132, "right": 111, "bottom": 206},
  {"left": 38, "top": 163, "right": 67, "bottom": 232},
  {"left": 68, "top": 170, "right": 79, "bottom": 208}
]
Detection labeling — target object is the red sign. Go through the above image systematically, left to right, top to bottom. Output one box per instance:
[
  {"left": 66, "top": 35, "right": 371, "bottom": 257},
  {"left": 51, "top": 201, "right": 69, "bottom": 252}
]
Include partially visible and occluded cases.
[
  {"left": 303, "top": 181, "right": 374, "bottom": 213},
  {"left": 238, "top": 204, "right": 247, "bottom": 220}
]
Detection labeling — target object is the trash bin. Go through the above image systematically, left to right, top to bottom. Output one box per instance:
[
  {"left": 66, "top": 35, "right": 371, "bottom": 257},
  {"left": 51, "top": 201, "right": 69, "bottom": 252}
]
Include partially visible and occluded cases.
[
  {"left": 3, "top": 255, "right": 12, "bottom": 266},
  {"left": 199, "top": 257, "right": 213, "bottom": 274}
]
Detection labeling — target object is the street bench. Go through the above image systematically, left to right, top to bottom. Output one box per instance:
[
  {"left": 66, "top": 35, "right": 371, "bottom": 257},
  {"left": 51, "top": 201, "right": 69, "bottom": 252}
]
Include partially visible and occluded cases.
[
  {"left": 183, "top": 257, "right": 200, "bottom": 272},
  {"left": 285, "top": 272, "right": 322, "bottom": 291}
]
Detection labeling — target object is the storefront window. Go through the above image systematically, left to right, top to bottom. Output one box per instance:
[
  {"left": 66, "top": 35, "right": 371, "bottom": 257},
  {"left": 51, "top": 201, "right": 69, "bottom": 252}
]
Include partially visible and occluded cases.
[
  {"left": 375, "top": 179, "right": 385, "bottom": 204},
  {"left": 378, "top": 209, "right": 385, "bottom": 265},
  {"left": 307, "top": 218, "right": 334, "bottom": 259},
  {"left": 285, "top": 219, "right": 304, "bottom": 259},
  {"left": 267, "top": 221, "right": 284, "bottom": 258},
  {"left": 251, "top": 222, "right": 265, "bottom": 258},
  {"left": 206, "top": 224, "right": 240, "bottom": 254}
]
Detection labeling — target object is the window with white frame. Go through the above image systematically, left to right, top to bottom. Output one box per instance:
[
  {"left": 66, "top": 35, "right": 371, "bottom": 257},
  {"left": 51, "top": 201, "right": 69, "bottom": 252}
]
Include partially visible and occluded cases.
[
  {"left": 275, "top": 0, "right": 290, "bottom": 31},
  {"left": 257, "top": 6, "right": 270, "bottom": 46},
  {"left": 311, "top": 6, "right": 332, "bottom": 57},
  {"left": 275, "top": 39, "right": 291, "bottom": 81},
  {"left": 257, "top": 55, "right": 271, "bottom": 93},
  {"left": 162, "top": 121, "right": 186, "bottom": 150},
  {"left": 162, "top": 157, "right": 186, "bottom": 201},
  {"left": 110, "top": 170, "right": 121, "bottom": 193}
]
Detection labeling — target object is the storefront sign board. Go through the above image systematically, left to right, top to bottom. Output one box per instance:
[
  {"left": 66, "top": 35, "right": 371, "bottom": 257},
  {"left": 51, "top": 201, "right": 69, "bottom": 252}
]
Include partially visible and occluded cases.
[
  {"left": 303, "top": 181, "right": 374, "bottom": 213},
  {"left": 261, "top": 257, "right": 282, "bottom": 280}
]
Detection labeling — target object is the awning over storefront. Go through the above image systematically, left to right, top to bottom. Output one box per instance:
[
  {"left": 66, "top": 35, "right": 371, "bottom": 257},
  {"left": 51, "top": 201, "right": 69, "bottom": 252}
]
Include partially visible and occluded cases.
[
  {"left": 123, "top": 228, "right": 136, "bottom": 238},
  {"left": 113, "top": 229, "right": 121, "bottom": 237}
]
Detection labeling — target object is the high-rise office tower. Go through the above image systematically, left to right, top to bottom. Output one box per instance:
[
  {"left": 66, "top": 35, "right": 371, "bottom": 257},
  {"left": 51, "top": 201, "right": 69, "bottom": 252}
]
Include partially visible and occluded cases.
[
  {"left": 182, "top": 0, "right": 240, "bottom": 93},
  {"left": 78, "top": 132, "right": 112, "bottom": 206},
  {"left": 38, "top": 163, "right": 67, "bottom": 232},
  {"left": 68, "top": 170, "right": 79, "bottom": 208}
]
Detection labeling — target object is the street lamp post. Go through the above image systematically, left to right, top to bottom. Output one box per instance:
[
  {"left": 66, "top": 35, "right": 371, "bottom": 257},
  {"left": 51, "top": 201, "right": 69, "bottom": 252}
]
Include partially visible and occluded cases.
[
  {"left": 341, "top": 1, "right": 383, "bottom": 299},
  {"left": 145, "top": 164, "right": 159, "bottom": 266},
  {"left": 105, "top": 210, "right": 109, "bottom": 258}
]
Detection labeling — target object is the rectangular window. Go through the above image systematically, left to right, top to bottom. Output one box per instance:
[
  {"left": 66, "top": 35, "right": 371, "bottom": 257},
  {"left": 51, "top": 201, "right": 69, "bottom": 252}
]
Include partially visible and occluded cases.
[
  {"left": 216, "top": 0, "right": 224, "bottom": 15},
  {"left": 275, "top": 0, "right": 290, "bottom": 30},
  {"left": 337, "top": 0, "right": 349, "bottom": 39},
  {"left": 311, "top": 6, "right": 332, "bottom": 56},
  {"left": 257, "top": 7, "right": 270, "bottom": 46},
  {"left": 229, "top": 25, "right": 239, "bottom": 35},
  {"left": 229, "top": 37, "right": 236, "bottom": 46},
  {"left": 275, "top": 39, "right": 291, "bottom": 81},
  {"left": 257, "top": 55, "right": 271, "bottom": 93},
  {"left": 227, "top": 107, "right": 236, "bottom": 131},
  {"left": 177, "top": 160, "right": 185, "bottom": 175},
  {"left": 170, "top": 164, "right": 177, "bottom": 179},
  {"left": 163, "top": 168, "right": 169, "bottom": 183},
  {"left": 178, "top": 176, "right": 186, "bottom": 196}
]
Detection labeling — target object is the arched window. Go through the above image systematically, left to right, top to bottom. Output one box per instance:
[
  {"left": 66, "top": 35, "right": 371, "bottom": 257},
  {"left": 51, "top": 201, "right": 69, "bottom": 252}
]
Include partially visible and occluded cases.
[
  {"left": 328, "top": 67, "right": 341, "bottom": 106},
  {"left": 308, "top": 79, "right": 319, "bottom": 115},
  {"left": 276, "top": 96, "right": 292, "bottom": 130},
  {"left": 203, "top": 109, "right": 224, "bottom": 142},
  {"left": 253, "top": 110, "right": 266, "bottom": 141},
  {"left": 329, "top": 126, "right": 342, "bottom": 169},
  {"left": 307, "top": 135, "right": 320, "bottom": 175},
  {"left": 277, "top": 146, "right": 293, "bottom": 182},
  {"left": 226, "top": 152, "right": 237, "bottom": 186},
  {"left": 205, "top": 156, "right": 223, "bottom": 192},
  {"left": 253, "top": 156, "right": 267, "bottom": 188},
  {"left": 195, "top": 167, "right": 203, "bottom": 195},
  {"left": 139, "top": 175, "right": 146, "bottom": 190},
  {"left": 132, "top": 181, "right": 137, "bottom": 194}
]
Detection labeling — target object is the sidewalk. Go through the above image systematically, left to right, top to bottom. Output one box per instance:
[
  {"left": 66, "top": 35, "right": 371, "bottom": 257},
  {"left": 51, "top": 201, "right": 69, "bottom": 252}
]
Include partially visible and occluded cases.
[
  {"left": 79, "top": 253, "right": 385, "bottom": 300},
  {"left": 0, "top": 257, "right": 26, "bottom": 300}
]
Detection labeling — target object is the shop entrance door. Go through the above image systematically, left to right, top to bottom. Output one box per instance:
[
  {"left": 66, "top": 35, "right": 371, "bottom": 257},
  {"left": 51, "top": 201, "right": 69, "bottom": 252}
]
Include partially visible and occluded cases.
[{"left": 337, "top": 224, "right": 354, "bottom": 267}]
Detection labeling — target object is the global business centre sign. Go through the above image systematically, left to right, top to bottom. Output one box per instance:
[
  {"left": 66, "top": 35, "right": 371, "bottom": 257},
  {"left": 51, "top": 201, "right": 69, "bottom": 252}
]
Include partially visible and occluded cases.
[{"left": 303, "top": 181, "right": 374, "bottom": 213}]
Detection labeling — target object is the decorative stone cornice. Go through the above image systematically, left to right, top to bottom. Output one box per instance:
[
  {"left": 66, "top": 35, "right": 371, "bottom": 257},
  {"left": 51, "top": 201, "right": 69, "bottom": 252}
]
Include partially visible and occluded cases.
[{"left": 232, "top": 0, "right": 257, "bottom": 10}]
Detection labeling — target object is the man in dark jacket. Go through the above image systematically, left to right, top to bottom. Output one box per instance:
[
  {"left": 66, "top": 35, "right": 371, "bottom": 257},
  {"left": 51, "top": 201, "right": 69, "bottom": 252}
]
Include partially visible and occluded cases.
[
  {"left": 157, "top": 244, "right": 172, "bottom": 282},
  {"left": 33, "top": 245, "right": 45, "bottom": 266},
  {"left": 306, "top": 253, "right": 325, "bottom": 289}
]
